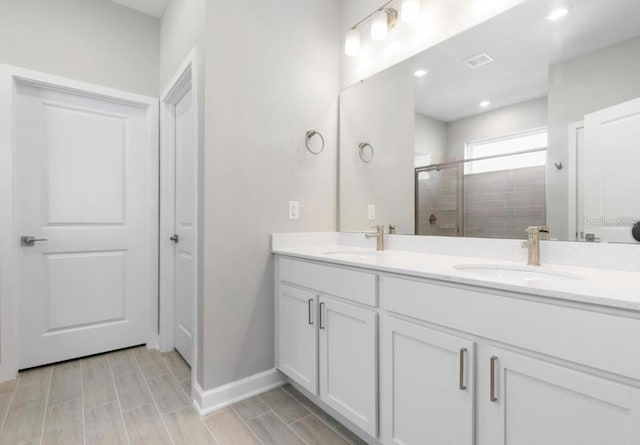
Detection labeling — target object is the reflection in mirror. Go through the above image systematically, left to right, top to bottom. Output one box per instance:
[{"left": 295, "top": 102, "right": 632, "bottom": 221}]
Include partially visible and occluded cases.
[{"left": 339, "top": 0, "right": 640, "bottom": 243}]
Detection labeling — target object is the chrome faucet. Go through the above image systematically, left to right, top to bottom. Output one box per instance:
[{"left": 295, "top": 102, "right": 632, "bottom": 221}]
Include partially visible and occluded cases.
[
  {"left": 365, "top": 225, "right": 385, "bottom": 251},
  {"left": 522, "top": 226, "right": 550, "bottom": 266}
]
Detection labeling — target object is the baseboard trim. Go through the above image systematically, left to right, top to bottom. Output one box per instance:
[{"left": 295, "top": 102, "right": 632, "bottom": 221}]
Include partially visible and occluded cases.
[{"left": 193, "top": 368, "right": 286, "bottom": 416}]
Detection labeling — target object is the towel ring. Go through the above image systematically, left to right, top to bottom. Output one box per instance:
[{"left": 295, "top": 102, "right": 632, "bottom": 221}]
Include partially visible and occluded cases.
[
  {"left": 305, "top": 130, "right": 325, "bottom": 155},
  {"left": 359, "top": 142, "right": 374, "bottom": 163}
]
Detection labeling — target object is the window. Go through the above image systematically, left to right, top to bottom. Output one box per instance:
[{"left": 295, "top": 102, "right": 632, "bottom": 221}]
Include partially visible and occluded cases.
[{"left": 464, "top": 128, "right": 548, "bottom": 175}]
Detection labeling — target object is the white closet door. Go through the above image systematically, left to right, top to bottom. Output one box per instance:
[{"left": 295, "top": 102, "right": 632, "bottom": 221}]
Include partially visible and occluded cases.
[
  {"left": 16, "top": 81, "right": 154, "bottom": 369},
  {"left": 173, "top": 87, "right": 197, "bottom": 366},
  {"left": 583, "top": 97, "right": 640, "bottom": 243}
]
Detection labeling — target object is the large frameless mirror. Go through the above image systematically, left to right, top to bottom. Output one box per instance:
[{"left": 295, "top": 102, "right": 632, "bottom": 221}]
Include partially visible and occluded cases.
[{"left": 339, "top": 0, "right": 640, "bottom": 243}]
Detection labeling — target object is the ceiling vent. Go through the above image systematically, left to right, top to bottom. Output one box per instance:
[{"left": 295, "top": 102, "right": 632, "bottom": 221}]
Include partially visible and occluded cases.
[{"left": 463, "top": 53, "right": 494, "bottom": 69}]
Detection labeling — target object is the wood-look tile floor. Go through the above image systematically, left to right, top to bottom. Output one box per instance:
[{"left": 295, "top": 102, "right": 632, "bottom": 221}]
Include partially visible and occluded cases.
[{"left": 0, "top": 347, "right": 367, "bottom": 445}]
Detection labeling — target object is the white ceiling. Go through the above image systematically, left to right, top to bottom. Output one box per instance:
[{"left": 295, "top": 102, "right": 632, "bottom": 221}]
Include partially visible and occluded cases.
[
  {"left": 109, "top": 0, "right": 169, "bottom": 18},
  {"left": 406, "top": 0, "right": 640, "bottom": 122}
]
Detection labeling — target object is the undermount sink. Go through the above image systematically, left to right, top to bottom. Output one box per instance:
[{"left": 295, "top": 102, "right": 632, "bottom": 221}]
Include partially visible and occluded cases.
[
  {"left": 323, "top": 250, "right": 382, "bottom": 259},
  {"left": 453, "top": 264, "right": 584, "bottom": 284}
]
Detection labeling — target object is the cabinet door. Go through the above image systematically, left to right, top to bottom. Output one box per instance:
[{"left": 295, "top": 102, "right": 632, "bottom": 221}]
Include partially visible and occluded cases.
[
  {"left": 278, "top": 284, "right": 318, "bottom": 394},
  {"left": 319, "top": 296, "right": 377, "bottom": 437},
  {"left": 381, "top": 316, "right": 475, "bottom": 445},
  {"left": 483, "top": 347, "right": 640, "bottom": 445}
]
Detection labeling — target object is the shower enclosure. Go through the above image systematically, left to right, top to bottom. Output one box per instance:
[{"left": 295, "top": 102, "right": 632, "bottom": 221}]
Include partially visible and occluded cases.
[{"left": 415, "top": 148, "right": 547, "bottom": 239}]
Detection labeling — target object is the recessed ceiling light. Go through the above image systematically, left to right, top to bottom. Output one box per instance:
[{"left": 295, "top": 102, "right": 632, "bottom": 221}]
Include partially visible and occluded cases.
[
  {"left": 547, "top": 7, "right": 569, "bottom": 21},
  {"left": 414, "top": 69, "right": 429, "bottom": 78},
  {"left": 480, "top": 100, "right": 491, "bottom": 108}
]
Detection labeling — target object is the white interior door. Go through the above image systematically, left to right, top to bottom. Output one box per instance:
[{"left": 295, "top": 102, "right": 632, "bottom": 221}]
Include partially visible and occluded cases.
[
  {"left": 16, "top": 81, "right": 155, "bottom": 369},
  {"left": 172, "top": 87, "right": 196, "bottom": 366},
  {"left": 583, "top": 97, "right": 640, "bottom": 243}
]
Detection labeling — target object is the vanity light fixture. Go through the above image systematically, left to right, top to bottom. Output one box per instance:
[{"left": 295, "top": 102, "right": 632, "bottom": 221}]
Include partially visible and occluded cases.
[
  {"left": 344, "top": 0, "right": 402, "bottom": 56},
  {"left": 400, "top": 0, "right": 422, "bottom": 23},
  {"left": 547, "top": 7, "right": 569, "bottom": 21},
  {"left": 371, "top": 9, "right": 394, "bottom": 41},
  {"left": 345, "top": 29, "right": 361, "bottom": 57},
  {"left": 414, "top": 69, "right": 429, "bottom": 77},
  {"left": 480, "top": 100, "right": 491, "bottom": 108}
]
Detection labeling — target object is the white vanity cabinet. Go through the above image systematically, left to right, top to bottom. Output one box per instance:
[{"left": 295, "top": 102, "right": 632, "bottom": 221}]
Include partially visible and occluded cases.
[
  {"left": 275, "top": 253, "right": 640, "bottom": 445},
  {"left": 276, "top": 257, "right": 379, "bottom": 437},
  {"left": 277, "top": 284, "right": 318, "bottom": 394},
  {"left": 319, "top": 296, "right": 378, "bottom": 436},
  {"left": 381, "top": 316, "right": 475, "bottom": 445},
  {"left": 480, "top": 348, "right": 640, "bottom": 445}
]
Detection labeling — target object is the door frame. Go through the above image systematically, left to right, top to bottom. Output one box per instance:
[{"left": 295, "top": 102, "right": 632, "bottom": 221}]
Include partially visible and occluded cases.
[
  {"left": 159, "top": 49, "right": 201, "bottom": 383},
  {"left": 0, "top": 64, "right": 159, "bottom": 382},
  {"left": 567, "top": 120, "right": 584, "bottom": 241}
]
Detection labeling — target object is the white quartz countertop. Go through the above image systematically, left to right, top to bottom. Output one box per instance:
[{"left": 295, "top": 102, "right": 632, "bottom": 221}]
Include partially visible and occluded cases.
[{"left": 273, "top": 244, "right": 640, "bottom": 311}]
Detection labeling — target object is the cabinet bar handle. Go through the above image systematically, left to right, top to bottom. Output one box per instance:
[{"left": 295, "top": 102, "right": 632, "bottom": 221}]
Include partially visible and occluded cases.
[
  {"left": 308, "top": 298, "right": 314, "bottom": 325},
  {"left": 319, "top": 302, "right": 325, "bottom": 330},
  {"left": 459, "top": 348, "right": 467, "bottom": 391},
  {"left": 490, "top": 356, "right": 498, "bottom": 403}
]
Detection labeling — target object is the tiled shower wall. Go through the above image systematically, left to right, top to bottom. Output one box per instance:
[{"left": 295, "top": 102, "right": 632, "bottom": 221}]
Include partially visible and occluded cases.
[
  {"left": 416, "top": 166, "right": 546, "bottom": 239},
  {"left": 463, "top": 166, "right": 546, "bottom": 239},
  {"left": 416, "top": 167, "right": 460, "bottom": 236}
]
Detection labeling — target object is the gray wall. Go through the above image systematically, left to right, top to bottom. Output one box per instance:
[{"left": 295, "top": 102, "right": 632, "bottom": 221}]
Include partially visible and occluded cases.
[
  {"left": 0, "top": 0, "right": 160, "bottom": 96},
  {"left": 160, "top": 0, "right": 205, "bottom": 90},
  {"left": 202, "top": 0, "right": 340, "bottom": 389},
  {"left": 547, "top": 35, "right": 640, "bottom": 237},
  {"left": 340, "top": 63, "right": 416, "bottom": 234},
  {"left": 446, "top": 97, "right": 548, "bottom": 161},
  {"left": 415, "top": 113, "right": 447, "bottom": 164}
]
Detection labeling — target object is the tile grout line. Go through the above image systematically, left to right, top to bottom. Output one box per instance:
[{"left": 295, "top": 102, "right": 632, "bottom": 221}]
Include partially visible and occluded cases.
[
  {"left": 131, "top": 349, "right": 177, "bottom": 445},
  {"left": 157, "top": 351, "right": 220, "bottom": 443},
  {"left": 106, "top": 353, "right": 133, "bottom": 445},
  {"left": 160, "top": 353, "right": 220, "bottom": 445},
  {"left": 80, "top": 360, "right": 87, "bottom": 445},
  {"left": 38, "top": 366, "right": 54, "bottom": 445},
  {"left": 0, "top": 374, "right": 19, "bottom": 439},
  {"left": 281, "top": 385, "right": 359, "bottom": 445},
  {"left": 255, "top": 392, "right": 312, "bottom": 445},
  {"left": 228, "top": 403, "right": 266, "bottom": 445},
  {"left": 260, "top": 407, "right": 312, "bottom": 445},
  {"left": 198, "top": 412, "right": 221, "bottom": 445}
]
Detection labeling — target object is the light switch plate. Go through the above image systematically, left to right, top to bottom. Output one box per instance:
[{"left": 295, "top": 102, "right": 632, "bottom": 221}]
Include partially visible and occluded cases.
[
  {"left": 289, "top": 201, "right": 300, "bottom": 220},
  {"left": 368, "top": 204, "right": 376, "bottom": 221}
]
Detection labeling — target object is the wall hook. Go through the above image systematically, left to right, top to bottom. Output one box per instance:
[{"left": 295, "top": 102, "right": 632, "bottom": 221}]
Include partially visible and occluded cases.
[{"left": 554, "top": 162, "right": 563, "bottom": 170}]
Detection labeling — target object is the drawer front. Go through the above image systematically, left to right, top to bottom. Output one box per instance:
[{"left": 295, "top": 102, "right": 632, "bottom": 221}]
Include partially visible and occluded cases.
[
  {"left": 279, "top": 257, "right": 377, "bottom": 307},
  {"left": 381, "top": 275, "right": 640, "bottom": 380}
]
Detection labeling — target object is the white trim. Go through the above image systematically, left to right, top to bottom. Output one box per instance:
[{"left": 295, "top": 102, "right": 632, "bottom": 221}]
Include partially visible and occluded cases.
[
  {"left": 159, "top": 49, "right": 202, "bottom": 400},
  {"left": 0, "top": 64, "right": 158, "bottom": 382},
  {"left": 567, "top": 121, "right": 585, "bottom": 241},
  {"left": 193, "top": 369, "right": 287, "bottom": 416}
]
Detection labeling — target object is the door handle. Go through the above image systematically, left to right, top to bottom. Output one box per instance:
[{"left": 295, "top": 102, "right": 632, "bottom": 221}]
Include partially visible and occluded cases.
[
  {"left": 170, "top": 234, "right": 179, "bottom": 243},
  {"left": 21, "top": 236, "right": 48, "bottom": 247},
  {"left": 308, "top": 298, "right": 314, "bottom": 325},
  {"left": 319, "top": 302, "right": 325, "bottom": 330},
  {"left": 459, "top": 348, "right": 467, "bottom": 391},
  {"left": 490, "top": 356, "right": 498, "bottom": 402}
]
